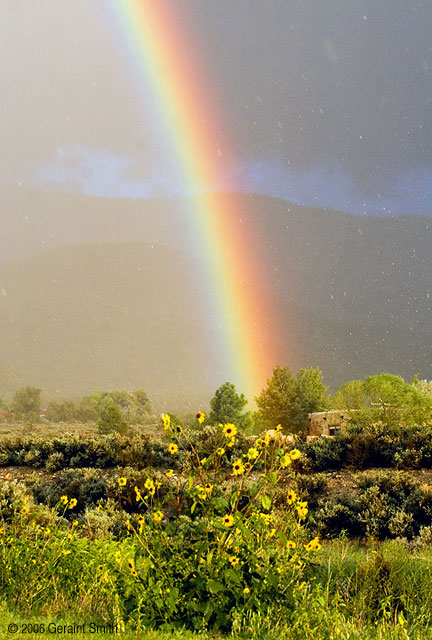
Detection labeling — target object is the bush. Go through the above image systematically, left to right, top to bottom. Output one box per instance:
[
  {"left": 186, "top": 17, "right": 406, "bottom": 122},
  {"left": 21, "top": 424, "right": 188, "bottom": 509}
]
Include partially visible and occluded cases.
[
  {"left": 301, "top": 435, "right": 348, "bottom": 471},
  {"left": 32, "top": 468, "right": 108, "bottom": 517},
  {"left": 314, "top": 471, "right": 431, "bottom": 541}
]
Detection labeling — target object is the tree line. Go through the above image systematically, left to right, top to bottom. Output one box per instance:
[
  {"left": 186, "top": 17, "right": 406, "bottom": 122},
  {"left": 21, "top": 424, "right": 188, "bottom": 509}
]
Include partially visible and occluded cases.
[{"left": 2, "top": 367, "right": 432, "bottom": 434}]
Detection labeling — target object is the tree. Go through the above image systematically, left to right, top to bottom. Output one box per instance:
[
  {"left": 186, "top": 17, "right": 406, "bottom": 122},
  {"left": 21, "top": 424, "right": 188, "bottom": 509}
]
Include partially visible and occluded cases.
[
  {"left": 255, "top": 366, "right": 329, "bottom": 433},
  {"left": 340, "top": 373, "right": 432, "bottom": 431},
  {"left": 332, "top": 380, "right": 366, "bottom": 410},
  {"left": 208, "top": 382, "right": 252, "bottom": 432},
  {"left": 12, "top": 386, "right": 42, "bottom": 416},
  {"left": 78, "top": 389, "right": 152, "bottom": 423},
  {"left": 45, "top": 400, "right": 78, "bottom": 422},
  {"left": 97, "top": 405, "right": 128, "bottom": 435}
]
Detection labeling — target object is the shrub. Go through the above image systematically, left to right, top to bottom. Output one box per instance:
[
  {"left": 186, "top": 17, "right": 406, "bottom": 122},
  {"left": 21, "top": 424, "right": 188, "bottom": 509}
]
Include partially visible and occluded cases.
[
  {"left": 301, "top": 435, "right": 348, "bottom": 471},
  {"left": 32, "top": 468, "right": 108, "bottom": 517},
  {"left": 314, "top": 497, "right": 364, "bottom": 539}
]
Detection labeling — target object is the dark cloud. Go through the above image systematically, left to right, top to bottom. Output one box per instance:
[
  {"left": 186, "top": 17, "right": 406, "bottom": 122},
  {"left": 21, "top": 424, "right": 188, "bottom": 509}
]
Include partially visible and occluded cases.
[
  {"left": 1, "top": 0, "right": 431, "bottom": 204},
  {"left": 189, "top": 0, "right": 432, "bottom": 193}
]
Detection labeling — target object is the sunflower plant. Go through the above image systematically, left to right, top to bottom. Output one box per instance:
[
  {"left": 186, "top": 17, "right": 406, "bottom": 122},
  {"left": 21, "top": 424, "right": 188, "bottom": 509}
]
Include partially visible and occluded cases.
[{"left": 115, "top": 416, "right": 320, "bottom": 631}]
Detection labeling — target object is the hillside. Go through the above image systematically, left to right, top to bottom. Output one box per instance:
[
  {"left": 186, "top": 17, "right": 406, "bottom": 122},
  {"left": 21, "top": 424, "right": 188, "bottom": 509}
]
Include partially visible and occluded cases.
[{"left": 1, "top": 189, "right": 431, "bottom": 406}]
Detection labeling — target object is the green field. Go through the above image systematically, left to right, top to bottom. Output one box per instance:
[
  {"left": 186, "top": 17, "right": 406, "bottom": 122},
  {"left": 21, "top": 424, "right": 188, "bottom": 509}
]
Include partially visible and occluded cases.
[{"left": 2, "top": 413, "right": 432, "bottom": 639}]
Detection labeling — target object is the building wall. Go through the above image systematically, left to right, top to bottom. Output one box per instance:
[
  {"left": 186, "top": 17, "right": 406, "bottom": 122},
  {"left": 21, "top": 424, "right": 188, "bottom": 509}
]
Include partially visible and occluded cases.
[{"left": 307, "top": 410, "right": 352, "bottom": 436}]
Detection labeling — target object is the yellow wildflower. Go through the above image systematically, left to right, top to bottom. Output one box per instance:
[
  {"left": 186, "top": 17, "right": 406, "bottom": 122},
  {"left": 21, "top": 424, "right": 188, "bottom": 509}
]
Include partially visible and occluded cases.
[
  {"left": 196, "top": 411, "right": 206, "bottom": 424},
  {"left": 161, "top": 413, "right": 171, "bottom": 430},
  {"left": 222, "top": 423, "right": 238, "bottom": 439},
  {"left": 275, "top": 424, "right": 283, "bottom": 432},
  {"left": 227, "top": 438, "right": 236, "bottom": 448},
  {"left": 168, "top": 443, "right": 178, "bottom": 455},
  {"left": 216, "top": 447, "right": 225, "bottom": 456},
  {"left": 247, "top": 447, "right": 259, "bottom": 460},
  {"left": 289, "top": 448, "right": 301, "bottom": 460},
  {"left": 280, "top": 454, "right": 292, "bottom": 469},
  {"left": 200, "top": 457, "right": 208, "bottom": 465},
  {"left": 232, "top": 459, "right": 245, "bottom": 476},
  {"left": 165, "top": 469, "right": 174, "bottom": 477},
  {"left": 118, "top": 477, "right": 127, "bottom": 487},
  {"left": 144, "top": 478, "right": 154, "bottom": 490},
  {"left": 204, "top": 483, "right": 213, "bottom": 493},
  {"left": 134, "top": 486, "right": 143, "bottom": 502},
  {"left": 287, "top": 490, "right": 297, "bottom": 505},
  {"left": 60, "top": 495, "right": 68, "bottom": 505},
  {"left": 68, "top": 498, "right": 77, "bottom": 509},
  {"left": 21, "top": 505, "right": 30, "bottom": 514},
  {"left": 296, "top": 505, "right": 308, "bottom": 520},
  {"left": 152, "top": 510, "right": 163, "bottom": 523},
  {"left": 222, "top": 514, "right": 234, "bottom": 527},
  {"left": 72, "top": 520, "right": 78, "bottom": 528},
  {"left": 305, "top": 536, "right": 322, "bottom": 552},
  {"left": 286, "top": 540, "right": 296, "bottom": 549},
  {"left": 61, "top": 549, "right": 71, "bottom": 556},
  {"left": 229, "top": 556, "right": 240, "bottom": 567},
  {"left": 128, "top": 558, "right": 137, "bottom": 576},
  {"left": 243, "top": 587, "right": 250, "bottom": 595}
]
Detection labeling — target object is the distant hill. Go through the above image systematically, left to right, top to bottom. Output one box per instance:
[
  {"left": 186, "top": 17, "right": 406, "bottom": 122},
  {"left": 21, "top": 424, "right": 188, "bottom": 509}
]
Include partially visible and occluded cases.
[{"left": 1, "top": 189, "right": 431, "bottom": 408}]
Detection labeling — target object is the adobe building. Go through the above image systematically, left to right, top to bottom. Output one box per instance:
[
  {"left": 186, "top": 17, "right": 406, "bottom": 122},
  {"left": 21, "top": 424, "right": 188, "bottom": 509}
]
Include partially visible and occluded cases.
[{"left": 307, "top": 410, "right": 353, "bottom": 437}]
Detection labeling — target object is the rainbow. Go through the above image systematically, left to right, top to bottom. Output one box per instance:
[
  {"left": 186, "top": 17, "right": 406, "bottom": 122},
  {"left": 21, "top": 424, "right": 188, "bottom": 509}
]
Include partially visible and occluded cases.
[{"left": 107, "top": 1, "right": 279, "bottom": 399}]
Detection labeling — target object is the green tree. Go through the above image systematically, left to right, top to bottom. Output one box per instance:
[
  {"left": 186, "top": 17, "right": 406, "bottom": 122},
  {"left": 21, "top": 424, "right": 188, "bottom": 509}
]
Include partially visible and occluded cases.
[
  {"left": 255, "top": 366, "right": 329, "bottom": 433},
  {"left": 334, "top": 373, "right": 432, "bottom": 431},
  {"left": 363, "top": 374, "right": 430, "bottom": 430},
  {"left": 332, "top": 380, "right": 366, "bottom": 409},
  {"left": 208, "top": 382, "right": 252, "bottom": 432},
  {"left": 12, "top": 386, "right": 42, "bottom": 416},
  {"left": 78, "top": 389, "right": 151, "bottom": 423},
  {"left": 45, "top": 400, "right": 78, "bottom": 422},
  {"left": 97, "top": 405, "right": 128, "bottom": 435}
]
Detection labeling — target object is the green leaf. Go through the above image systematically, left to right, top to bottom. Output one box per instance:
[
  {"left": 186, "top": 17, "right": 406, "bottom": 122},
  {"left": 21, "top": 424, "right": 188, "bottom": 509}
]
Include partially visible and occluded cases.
[
  {"left": 267, "top": 471, "right": 278, "bottom": 485},
  {"left": 188, "top": 475, "right": 194, "bottom": 491},
  {"left": 229, "top": 490, "right": 239, "bottom": 508},
  {"left": 260, "top": 493, "right": 272, "bottom": 510},
  {"left": 211, "top": 496, "right": 229, "bottom": 512},
  {"left": 241, "top": 525, "right": 254, "bottom": 542},
  {"left": 277, "top": 530, "right": 287, "bottom": 546},
  {"left": 224, "top": 568, "right": 241, "bottom": 585},
  {"left": 267, "top": 572, "right": 279, "bottom": 589},
  {"left": 207, "top": 579, "right": 224, "bottom": 594}
]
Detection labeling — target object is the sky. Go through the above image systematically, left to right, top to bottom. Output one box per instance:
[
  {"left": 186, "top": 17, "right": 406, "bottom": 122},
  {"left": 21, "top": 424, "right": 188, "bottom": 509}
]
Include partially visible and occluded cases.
[{"left": 1, "top": 0, "right": 432, "bottom": 217}]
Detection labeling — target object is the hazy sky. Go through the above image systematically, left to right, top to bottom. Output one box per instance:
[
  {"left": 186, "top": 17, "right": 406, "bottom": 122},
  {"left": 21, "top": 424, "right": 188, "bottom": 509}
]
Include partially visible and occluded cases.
[{"left": 2, "top": 0, "right": 432, "bottom": 216}]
